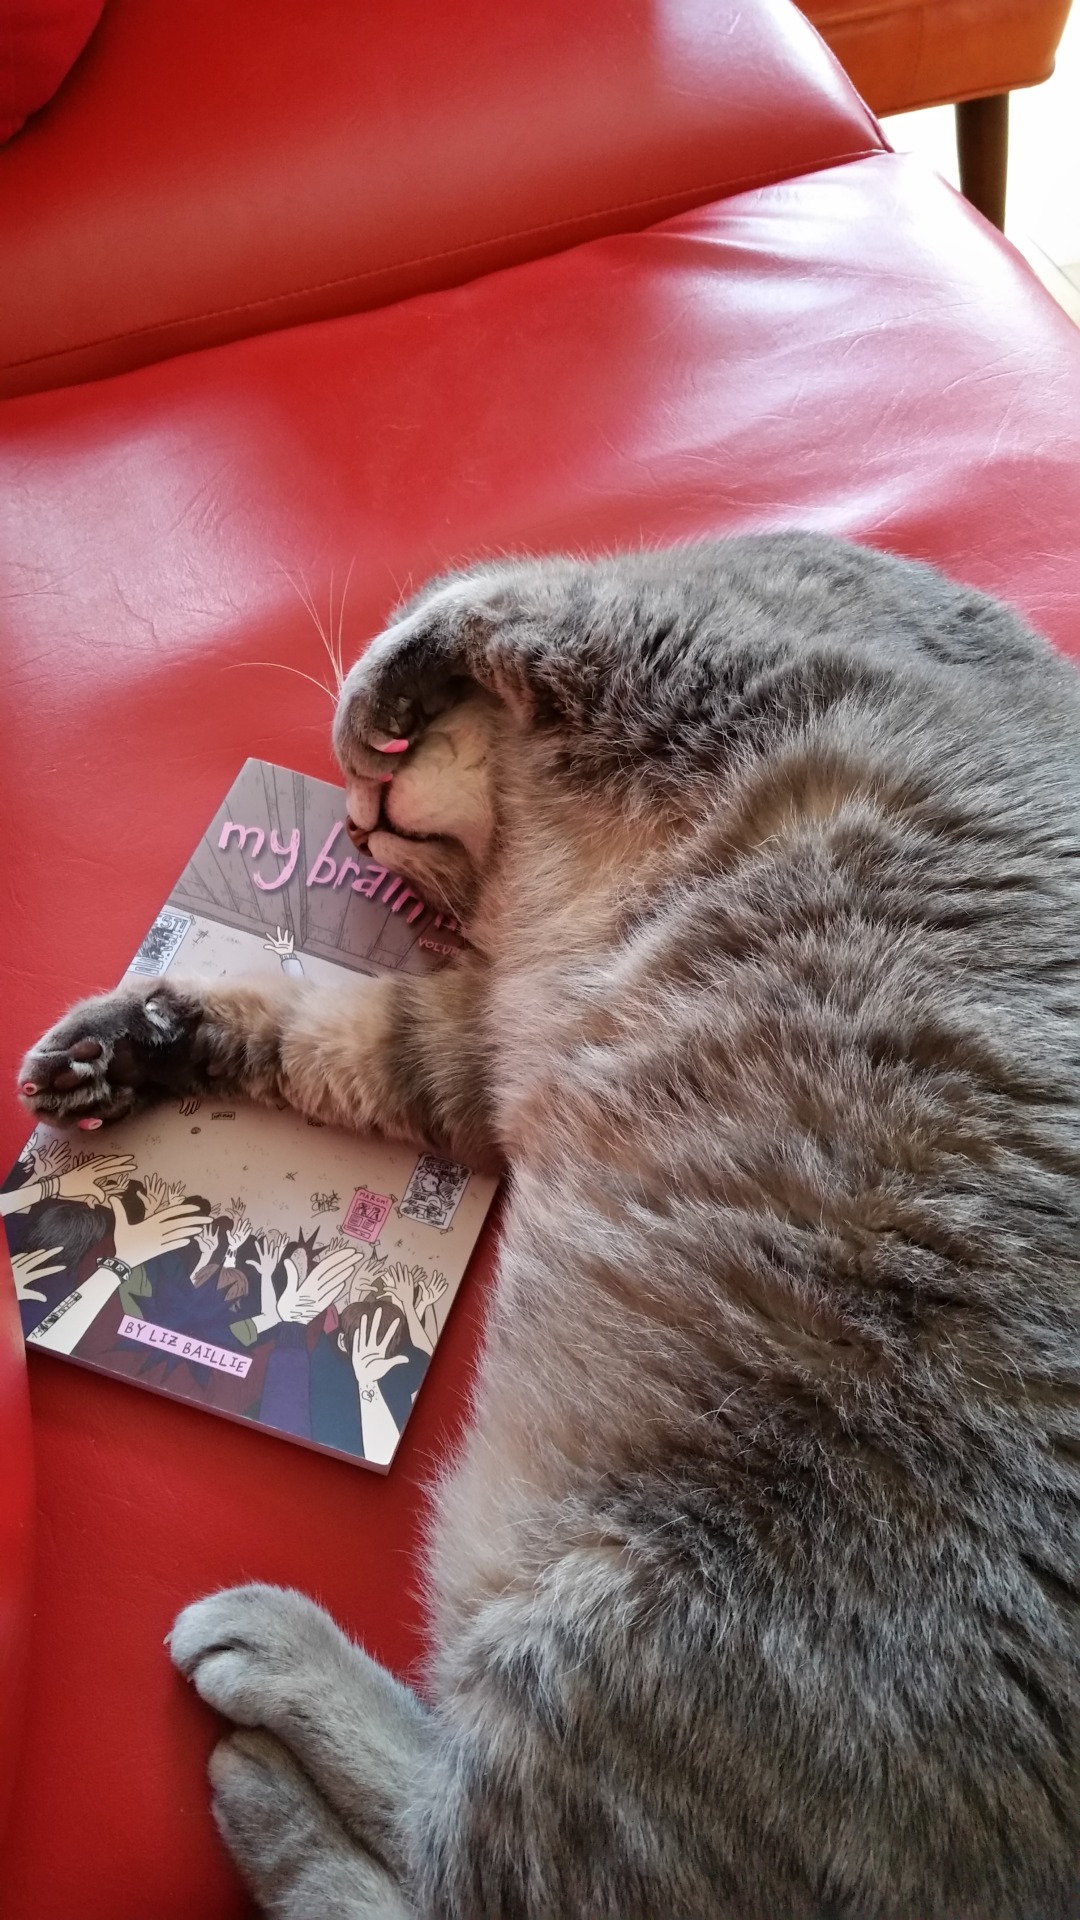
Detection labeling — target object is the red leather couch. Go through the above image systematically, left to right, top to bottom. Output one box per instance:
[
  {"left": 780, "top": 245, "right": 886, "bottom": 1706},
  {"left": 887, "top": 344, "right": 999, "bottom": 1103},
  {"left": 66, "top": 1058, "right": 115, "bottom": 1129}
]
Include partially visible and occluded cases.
[{"left": 3, "top": 5, "right": 1080, "bottom": 1917}]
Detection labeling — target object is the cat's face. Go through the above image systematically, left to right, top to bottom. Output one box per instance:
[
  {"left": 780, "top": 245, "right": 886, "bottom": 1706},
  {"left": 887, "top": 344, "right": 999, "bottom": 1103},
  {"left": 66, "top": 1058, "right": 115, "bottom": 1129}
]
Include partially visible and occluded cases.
[{"left": 337, "top": 688, "right": 500, "bottom": 923}]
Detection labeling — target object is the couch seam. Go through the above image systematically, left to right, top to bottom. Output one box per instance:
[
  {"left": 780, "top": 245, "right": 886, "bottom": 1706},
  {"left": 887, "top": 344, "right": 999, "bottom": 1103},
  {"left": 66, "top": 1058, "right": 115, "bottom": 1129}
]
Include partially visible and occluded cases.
[{"left": 3, "top": 144, "right": 884, "bottom": 377}]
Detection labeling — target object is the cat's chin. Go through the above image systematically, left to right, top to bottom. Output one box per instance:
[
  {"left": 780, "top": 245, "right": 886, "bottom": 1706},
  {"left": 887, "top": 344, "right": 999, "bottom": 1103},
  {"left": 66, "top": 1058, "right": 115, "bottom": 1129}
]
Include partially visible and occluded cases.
[
  {"left": 343, "top": 779, "right": 476, "bottom": 919},
  {"left": 365, "top": 828, "right": 476, "bottom": 925}
]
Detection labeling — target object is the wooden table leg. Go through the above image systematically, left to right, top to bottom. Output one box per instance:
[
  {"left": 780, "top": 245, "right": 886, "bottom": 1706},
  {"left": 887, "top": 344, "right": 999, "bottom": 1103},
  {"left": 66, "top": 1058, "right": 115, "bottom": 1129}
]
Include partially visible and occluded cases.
[{"left": 956, "top": 92, "right": 1009, "bottom": 230}]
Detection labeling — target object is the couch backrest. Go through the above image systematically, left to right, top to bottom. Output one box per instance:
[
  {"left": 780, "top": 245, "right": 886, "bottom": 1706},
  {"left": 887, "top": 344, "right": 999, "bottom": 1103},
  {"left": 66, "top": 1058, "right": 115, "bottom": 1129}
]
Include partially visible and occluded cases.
[{"left": 0, "top": 0, "right": 884, "bottom": 398}]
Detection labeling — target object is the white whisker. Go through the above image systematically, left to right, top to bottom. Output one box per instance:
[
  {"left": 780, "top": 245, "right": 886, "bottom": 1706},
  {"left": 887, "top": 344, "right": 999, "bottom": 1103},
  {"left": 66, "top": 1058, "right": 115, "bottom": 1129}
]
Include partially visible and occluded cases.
[
  {"left": 333, "top": 556, "right": 356, "bottom": 689},
  {"left": 223, "top": 660, "right": 337, "bottom": 703}
]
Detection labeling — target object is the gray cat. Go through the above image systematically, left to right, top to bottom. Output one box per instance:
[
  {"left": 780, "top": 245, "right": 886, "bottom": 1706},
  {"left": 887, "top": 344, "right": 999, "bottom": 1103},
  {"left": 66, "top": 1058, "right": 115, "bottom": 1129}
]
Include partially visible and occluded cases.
[{"left": 19, "top": 534, "right": 1080, "bottom": 1918}]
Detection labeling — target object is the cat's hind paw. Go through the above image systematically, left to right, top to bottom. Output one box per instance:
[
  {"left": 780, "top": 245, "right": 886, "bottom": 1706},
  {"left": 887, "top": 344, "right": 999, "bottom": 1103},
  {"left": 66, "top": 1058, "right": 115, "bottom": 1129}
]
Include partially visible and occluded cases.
[
  {"left": 170, "top": 1583, "right": 359, "bottom": 1731},
  {"left": 210, "top": 1729, "right": 413, "bottom": 1920}
]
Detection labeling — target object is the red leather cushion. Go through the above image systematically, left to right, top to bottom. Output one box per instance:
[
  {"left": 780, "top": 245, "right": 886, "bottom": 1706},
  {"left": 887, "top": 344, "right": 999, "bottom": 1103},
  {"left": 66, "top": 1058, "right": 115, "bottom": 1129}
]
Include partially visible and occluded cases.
[
  {"left": 0, "top": 0, "right": 883, "bottom": 399},
  {"left": 0, "top": 0, "right": 104, "bottom": 144},
  {"left": 801, "top": 0, "right": 1073, "bottom": 117},
  {"left": 3, "top": 154, "right": 1080, "bottom": 1917}
]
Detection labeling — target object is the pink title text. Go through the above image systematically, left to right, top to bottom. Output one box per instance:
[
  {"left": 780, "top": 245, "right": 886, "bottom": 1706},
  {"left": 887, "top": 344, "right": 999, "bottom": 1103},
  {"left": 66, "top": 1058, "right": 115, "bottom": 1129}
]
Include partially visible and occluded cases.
[{"left": 219, "top": 819, "right": 460, "bottom": 931}]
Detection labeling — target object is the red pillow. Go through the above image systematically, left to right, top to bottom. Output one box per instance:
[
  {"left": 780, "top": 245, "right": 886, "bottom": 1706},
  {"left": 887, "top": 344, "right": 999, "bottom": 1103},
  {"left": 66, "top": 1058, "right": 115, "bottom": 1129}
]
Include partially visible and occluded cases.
[{"left": 0, "top": 0, "right": 105, "bottom": 144}]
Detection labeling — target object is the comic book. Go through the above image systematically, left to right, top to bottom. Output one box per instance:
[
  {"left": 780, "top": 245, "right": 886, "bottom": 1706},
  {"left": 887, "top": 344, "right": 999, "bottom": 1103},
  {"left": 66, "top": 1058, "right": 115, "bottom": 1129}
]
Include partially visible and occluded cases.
[{"left": 0, "top": 760, "right": 499, "bottom": 1472}]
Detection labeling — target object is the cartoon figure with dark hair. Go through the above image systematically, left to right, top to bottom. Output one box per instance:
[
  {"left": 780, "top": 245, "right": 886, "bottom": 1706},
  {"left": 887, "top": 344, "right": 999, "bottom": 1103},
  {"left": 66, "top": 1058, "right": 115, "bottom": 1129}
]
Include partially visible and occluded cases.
[{"left": 28, "top": 1185, "right": 205, "bottom": 1353}]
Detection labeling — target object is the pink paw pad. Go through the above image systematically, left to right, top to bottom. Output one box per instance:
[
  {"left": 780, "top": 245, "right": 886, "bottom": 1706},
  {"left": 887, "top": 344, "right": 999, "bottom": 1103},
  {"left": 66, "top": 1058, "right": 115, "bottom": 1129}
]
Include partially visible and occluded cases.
[{"left": 78, "top": 1118, "right": 103, "bottom": 1131}]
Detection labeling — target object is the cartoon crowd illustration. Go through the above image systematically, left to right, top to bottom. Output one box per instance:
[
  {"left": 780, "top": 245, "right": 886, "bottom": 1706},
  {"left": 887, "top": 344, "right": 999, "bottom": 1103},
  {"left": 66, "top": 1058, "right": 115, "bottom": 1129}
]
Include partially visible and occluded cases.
[{"left": 2, "top": 1137, "right": 453, "bottom": 1468}]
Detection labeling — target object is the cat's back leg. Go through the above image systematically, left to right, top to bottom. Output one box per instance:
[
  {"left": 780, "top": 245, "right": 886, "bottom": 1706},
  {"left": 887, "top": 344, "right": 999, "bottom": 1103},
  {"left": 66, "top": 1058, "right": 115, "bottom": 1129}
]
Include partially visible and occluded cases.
[
  {"left": 171, "top": 1573, "right": 727, "bottom": 1920},
  {"left": 171, "top": 1585, "right": 430, "bottom": 1916},
  {"left": 208, "top": 1728, "right": 413, "bottom": 1919}
]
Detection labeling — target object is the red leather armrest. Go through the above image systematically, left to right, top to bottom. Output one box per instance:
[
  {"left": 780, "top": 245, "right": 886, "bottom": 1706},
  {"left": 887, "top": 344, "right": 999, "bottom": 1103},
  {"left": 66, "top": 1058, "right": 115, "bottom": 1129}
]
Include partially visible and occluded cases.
[
  {"left": 0, "top": 0, "right": 883, "bottom": 398},
  {"left": 0, "top": 1256, "right": 33, "bottom": 1857}
]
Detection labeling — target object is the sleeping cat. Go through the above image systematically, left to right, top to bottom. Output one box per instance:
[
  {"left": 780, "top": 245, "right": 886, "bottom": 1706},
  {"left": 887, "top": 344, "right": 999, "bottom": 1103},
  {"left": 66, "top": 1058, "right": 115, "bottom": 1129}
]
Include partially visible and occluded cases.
[{"left": 18, "top": 533, "right": 1080, "bottom": 1919}]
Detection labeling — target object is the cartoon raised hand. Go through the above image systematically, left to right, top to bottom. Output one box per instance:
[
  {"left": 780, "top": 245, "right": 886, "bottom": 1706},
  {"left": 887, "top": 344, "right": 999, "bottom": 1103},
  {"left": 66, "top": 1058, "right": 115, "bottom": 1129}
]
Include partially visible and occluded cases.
[
  {"left": 263, "top": 927, "right": 305, "bottom": 979},
  {"left": 30, "top": 1139, "right": 70, "bottom": 1181},
  {"left": 0, "top": 1148, "right": 139, "bottom": 1217},
  {"left": 56, "top": 1153, "right": 138, "bottom": 1202},
  {"left": 140, "top": 1171, "right": 187, "bottom": 1216},
  {"left": 109, "top": 1194, "right": 205, "bottom": 1270},
  {"left": 224, "top": 1207, "right": 255, "bottom": 1262},
  {"left": 190, "top": 1210, "right": 224, "bottom": 1283},
  {"left": 216, "top": 1210, "right": 255, "bottom": 1304},
  {"left": 251, "top": 1228, "right": 289, "bottom": 1283},
  {"left": 249, "top": 1229, "right": 289, "bottom": 1320},
  {"left": 320, "top": 1232, "right": 353, "bottom": 1258},
  {"left": 275, "top": 1244, "right": 357, "bottom": 1325},
  {"left": 11, "top": 1246, "right": 66, "bottom": 1304},
  {"left": 341, "top": 1246, "right": 387, "bottom": 1306},
  {"left": 382, "top": 1261, "right": 420, "bottom": 1310},
  {"left": 383, "top": 1261, "right": 439, "bottom": 1355},
  {"left": 414, "top": 1269, "right": 448, "bottom": 1317},
  {"left": 349, "top": 1309, "right": 409, "bottom": 1466},
  {"left": 350, "top": 1309, "right": 410, "bottom": 1387}
]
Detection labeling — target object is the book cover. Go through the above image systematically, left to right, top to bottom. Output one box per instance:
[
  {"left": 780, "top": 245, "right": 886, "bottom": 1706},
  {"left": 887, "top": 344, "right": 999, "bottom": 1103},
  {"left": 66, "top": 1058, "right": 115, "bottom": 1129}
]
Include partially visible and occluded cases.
[{"left": 1, "top": 760, "right": 499, "bottom": 1472}]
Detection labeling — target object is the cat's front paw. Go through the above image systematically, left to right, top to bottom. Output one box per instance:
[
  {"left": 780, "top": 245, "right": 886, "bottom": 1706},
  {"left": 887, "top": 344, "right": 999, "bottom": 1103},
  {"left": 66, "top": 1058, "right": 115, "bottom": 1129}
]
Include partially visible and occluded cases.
[
  {"left": 334, "top": 571, "right": 509, "bottom": 776},
  {"left": 18, "top": 980, "right": 206, "bottom": 1127},
  {"left": 170, "top": 1583, "right": 352, "bottom": 1727}
]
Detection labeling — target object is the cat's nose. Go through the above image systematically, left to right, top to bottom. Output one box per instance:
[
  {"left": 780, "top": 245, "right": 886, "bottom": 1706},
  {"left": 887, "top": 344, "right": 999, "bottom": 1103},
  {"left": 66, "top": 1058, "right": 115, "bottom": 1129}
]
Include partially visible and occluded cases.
[{"left": 343, "top": 774, "right": 385, "bottom": 839}]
